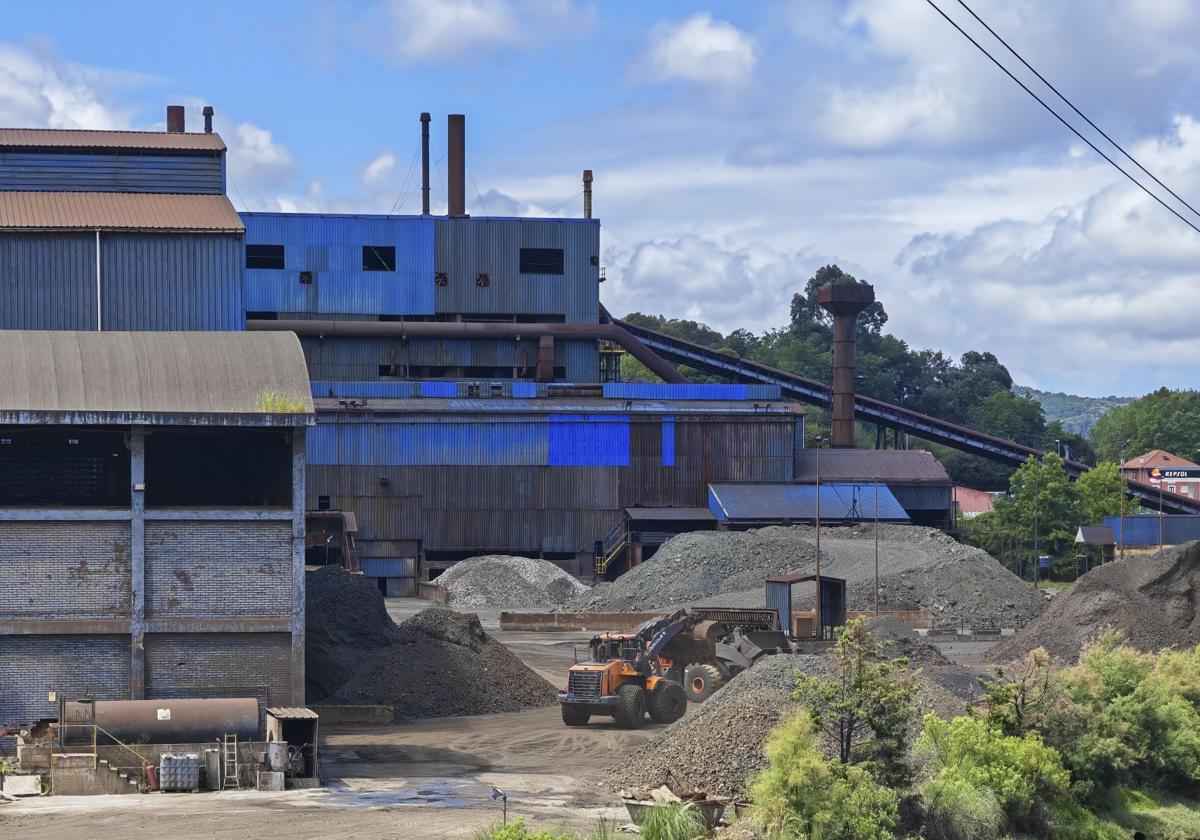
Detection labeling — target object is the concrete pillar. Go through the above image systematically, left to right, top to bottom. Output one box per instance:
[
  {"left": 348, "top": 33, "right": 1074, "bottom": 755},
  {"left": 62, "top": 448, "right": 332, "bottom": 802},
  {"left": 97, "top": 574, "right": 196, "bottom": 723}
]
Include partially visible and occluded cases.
[
  {"left": 129, "top": 426, "right": 146, "bottom": 699},
  {"left": 290, "top": 428, "right": 307, "bottom": 705}
]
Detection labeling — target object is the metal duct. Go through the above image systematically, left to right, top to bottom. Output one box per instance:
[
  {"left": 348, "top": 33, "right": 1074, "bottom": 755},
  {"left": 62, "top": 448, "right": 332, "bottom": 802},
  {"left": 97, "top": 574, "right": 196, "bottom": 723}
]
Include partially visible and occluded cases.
[
  {"left": 166, "top": 105, "right": 185, "bottom": 134},
  {"left": 202, "top": 106, "right": 214, "bottom": 134},
  {"left": 420, "top": 112, "right": 431, "bottom": 215},
  {"left": 447, "top": 114, "right": 466, "bottom": 217},
  {"left": 583, "top": 170, "right": 593, "bottom": 219},
  {"left": 817, "top": 282, "right": 875, "bottom": 448},
  {"left": 247, "top": 318, "right": 687, "bottom": 384},
  {"left": 61, "top": 697, "right": 259, "bottom": 745}
]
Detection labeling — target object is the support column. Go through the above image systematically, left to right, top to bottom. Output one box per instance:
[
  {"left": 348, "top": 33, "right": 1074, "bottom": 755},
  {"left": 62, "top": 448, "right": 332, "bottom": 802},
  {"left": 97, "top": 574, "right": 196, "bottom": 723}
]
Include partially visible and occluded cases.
[
  {"left": 129, "top": 426, "right": 146, "bottom": 699},
  {"left": 291, "top": 427, "right": 307, "bottom": 705}
]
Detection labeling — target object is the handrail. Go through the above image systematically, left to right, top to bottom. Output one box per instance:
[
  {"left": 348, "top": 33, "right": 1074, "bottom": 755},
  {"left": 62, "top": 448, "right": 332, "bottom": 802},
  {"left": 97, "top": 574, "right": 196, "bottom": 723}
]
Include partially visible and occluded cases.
[
  {"left": 594, "top": 531, "right": 629, "bottom": 576},
  {"left": 55, "top": 722, "right": 151, "bottom": 776}
]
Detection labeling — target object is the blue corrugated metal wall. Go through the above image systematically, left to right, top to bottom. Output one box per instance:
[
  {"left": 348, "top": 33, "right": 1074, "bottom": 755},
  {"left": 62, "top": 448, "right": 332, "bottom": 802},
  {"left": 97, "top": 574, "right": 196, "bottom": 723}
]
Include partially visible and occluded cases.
[
  {"left": 0, "top": 151, "right": 223, "bottom": 194},
  {"left": 240, "top": 213, "right": 435, "bottom": 316},
  {"left": 434, "top": 218, "right": 599, "bottom": 323},
  {"left": 0, "top": 232, "right": 96, "bottom": 329},
  {"left": 100, "top": 233, "right": 242, "bottom": 330},
  {"left": 603, "top": 383, "right": 783, "bottom": 400},
  {"left": 548, "top": 414, "right": 630, "bottom": 466},
  {"left": 662, "top": 417, "right": 675, "bottom": 466},
  {"left": 709, "top": 483, "right": 909, "bottom": 522},
  {"left": 1105, "top": 515, "right": 1200, "bottom": 546}
]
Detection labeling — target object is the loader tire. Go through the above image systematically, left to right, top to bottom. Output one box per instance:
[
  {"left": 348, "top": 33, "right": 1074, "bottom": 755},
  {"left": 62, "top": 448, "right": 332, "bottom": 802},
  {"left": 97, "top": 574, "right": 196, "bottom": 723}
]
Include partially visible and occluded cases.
[
  {"left": 683, "top": 664, "right": 725, "bottom": 703},
  {"left": 648, "top": 680, "right": 688, "bottom": 724},
  {"left": 613, "top": 684, "right": 647, "bottom": 729},
  {"left": 561, "top": 704, "right": 590, "bottom": 727}
]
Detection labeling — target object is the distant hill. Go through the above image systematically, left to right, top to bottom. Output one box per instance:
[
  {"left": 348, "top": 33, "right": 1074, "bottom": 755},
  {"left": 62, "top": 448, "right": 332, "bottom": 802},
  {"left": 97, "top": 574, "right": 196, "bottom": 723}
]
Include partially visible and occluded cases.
[{"left": 1013, "top": 386, "right": 1133, "bottom": 436}]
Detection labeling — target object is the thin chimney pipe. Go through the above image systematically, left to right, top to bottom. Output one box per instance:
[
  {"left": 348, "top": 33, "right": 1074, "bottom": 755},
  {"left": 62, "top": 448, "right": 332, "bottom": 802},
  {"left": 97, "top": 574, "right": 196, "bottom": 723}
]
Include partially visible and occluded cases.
[
  {"left": 166, "top": 105, "right": 185, "bottom": 133},
  {"left": 202, "top": 106, "right": 214, "bottom": 134},
  {"left": 420, "top": 112, "right": 431, "bottom": 215},
  {"left": 447, "top": 114, "right": 466, "bottom": 217},
  {"left": 582, "top": 170, "right": 593, "bottom": 219}
]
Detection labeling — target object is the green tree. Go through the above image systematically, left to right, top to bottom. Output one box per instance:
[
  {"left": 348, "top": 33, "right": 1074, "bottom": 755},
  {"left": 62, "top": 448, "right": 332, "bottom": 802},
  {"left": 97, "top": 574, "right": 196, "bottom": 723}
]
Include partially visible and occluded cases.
[
  {"left": 1091, "top": 387, "right": 1200, "bottom": 462},
  {"left": 988, "top": 453, "right": 1080, "bottom": 562},
  {"left": 1076, "top": 462, "right": 1126, "bottom": 525},
  {"left": 793, "top": 618, "right": 919, "bottom": 785},
  {"left": 749, "top": 710, "right": 900, "bottom": 840}
]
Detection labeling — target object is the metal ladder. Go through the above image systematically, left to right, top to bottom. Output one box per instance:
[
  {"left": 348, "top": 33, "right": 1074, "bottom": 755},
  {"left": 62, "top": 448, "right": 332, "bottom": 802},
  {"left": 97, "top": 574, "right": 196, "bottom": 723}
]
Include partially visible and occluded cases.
[{"left": 221, "top": 734, "right": 240, "bottom": 790}]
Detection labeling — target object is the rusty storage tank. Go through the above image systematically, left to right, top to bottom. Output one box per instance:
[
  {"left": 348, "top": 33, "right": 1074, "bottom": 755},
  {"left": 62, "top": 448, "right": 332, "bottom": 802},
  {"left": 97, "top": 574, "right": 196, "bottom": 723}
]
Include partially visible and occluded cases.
[{"left": 61, "top": 698, "right": 259, "bottom": 745}]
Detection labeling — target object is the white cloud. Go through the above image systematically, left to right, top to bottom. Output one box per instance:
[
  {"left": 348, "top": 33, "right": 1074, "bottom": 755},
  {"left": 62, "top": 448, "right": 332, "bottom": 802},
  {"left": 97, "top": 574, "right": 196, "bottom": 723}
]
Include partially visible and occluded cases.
[
  {"left": 640, "top": 13, "right": 757, "bottom": 87},
  {"left": 0, "top": 39, "right": 136, "bottom": 129},
  {"left": 225, "top": 121, "right": 296, "bottom": 192},
  {"left": 362, "top": 151, "right": 396, "bottom": 185}
]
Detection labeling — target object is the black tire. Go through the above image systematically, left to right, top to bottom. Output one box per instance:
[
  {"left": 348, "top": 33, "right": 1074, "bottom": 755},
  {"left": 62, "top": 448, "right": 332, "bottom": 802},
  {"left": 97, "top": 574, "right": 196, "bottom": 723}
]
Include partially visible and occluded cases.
[
  {"left": 683, "top": 664, "right": 725, "bottom": 703},
  {"left": 648, "top": 680, "right": 688, "bottom": 724},
  {"left": 612, "top": 684, "right": 647, "bottom": 729},
  {"left": 561, "top": 704, "right": 590, "bottom": 727}
]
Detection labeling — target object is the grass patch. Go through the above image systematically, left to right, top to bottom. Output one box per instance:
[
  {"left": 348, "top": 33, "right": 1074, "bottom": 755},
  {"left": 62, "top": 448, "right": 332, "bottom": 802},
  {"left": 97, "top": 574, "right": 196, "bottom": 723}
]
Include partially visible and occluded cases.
[{"left": 256, "top": 389, "right": 310, "bottom": 413}]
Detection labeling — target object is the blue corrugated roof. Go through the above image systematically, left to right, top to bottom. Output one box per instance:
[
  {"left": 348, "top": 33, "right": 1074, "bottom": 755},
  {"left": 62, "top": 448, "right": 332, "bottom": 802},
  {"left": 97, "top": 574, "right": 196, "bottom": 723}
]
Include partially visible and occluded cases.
[{"left": 708, "top": 482, "right": 910, "bottom": 523}]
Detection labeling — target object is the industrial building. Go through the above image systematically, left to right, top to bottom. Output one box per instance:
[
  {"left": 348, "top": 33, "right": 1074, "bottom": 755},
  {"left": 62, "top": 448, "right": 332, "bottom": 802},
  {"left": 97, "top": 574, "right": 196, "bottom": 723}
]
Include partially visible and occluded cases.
[{"left": 0, "top": 330, "right": 312, "bottom": 732}]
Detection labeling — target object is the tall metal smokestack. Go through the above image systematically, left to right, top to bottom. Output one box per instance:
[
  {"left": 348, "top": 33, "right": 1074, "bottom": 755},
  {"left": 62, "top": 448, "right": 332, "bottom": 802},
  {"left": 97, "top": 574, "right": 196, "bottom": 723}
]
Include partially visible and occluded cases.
[
  {"left": 166, "top": 105, "right": 185, "bottom": 133},
  {"left": 202, "top": 106, "right": 214, "bottom": 134},
  {"left": 420, "top": 112, "right": 431, "bottom": 215},
  {"left": 447, "top": 114, "right": 466, "bottom": 217},
  {"left": 582, "top": 170, "right": 593, "bottom": 219},
  {"left": 817, "top": 282, "right": 876, "bottom": 449}
]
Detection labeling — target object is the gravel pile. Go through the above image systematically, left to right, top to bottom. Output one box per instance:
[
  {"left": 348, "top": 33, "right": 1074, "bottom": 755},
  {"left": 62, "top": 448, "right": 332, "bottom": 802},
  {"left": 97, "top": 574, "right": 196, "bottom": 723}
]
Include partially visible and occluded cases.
[
  {"left": 569, "top": 525, "right": 1041, "bottom": 630},
  {"left": 988, "top": 541, "right": 1200, "bottom": 665},
  {"left": 439, "top": 554, "right": 587, "bottom": 610},
  {"left": 305, "top": 566, "right": 557, "bottom": 719},
  {"left": 865, "top": 615, "right": 950, "bottom": 667}
]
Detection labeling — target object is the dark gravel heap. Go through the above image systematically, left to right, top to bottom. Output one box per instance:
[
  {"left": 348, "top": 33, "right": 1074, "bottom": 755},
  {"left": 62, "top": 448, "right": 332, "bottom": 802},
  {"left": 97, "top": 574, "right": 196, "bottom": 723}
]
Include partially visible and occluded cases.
[
  {"left": 988, "top": 541, "right": 1200, "bottom": 665},
  {"left": 306, "top": 567, "right": 557, "bottom": 719},
  {"left": 865, "top": 615, "right": 950, "bottom": 667}
]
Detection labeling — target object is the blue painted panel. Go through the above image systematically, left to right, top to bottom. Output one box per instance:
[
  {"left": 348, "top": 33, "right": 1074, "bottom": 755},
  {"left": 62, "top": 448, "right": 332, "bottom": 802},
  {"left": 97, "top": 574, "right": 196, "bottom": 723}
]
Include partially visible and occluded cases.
[
  {"left": 0, "top": 151, "right": 223, "bottom": 194},
  {"left": 240, "top": 213, "right": 434, "bottom": 316},
  {"left": 100, "top": 233, "right": 242, "bottom": 330},
  {"left": 419, "top": 381, "right": 457, "bottom": 397},
  {"left": 512, "top": 382, "right": 537, "bottom": 397},
  {"left": 603, "top": 383, "right": 782, "bottom": 400},
  {"left": 548, "top": 414, "right": 630, "bottom": 466},
  {"left": 662, "top": 417, "right": 675, "bottom": 467},
  {"left": 308, "top": 420, "right": 548, "bottom": 466},
  {"left": 709, "top": 482, "right": 909, "bottom": 522},
  {"left": 1105, "top": 514, "right": 1200, "bottom": 547},
  {"left": 360, "top": 557, "right": 411, "bottom": 577}
]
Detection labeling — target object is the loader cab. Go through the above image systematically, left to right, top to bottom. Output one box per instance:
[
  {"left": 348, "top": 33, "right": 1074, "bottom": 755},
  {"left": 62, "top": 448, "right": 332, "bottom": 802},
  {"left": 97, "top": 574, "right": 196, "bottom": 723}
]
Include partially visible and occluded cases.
[{"left": 588, "top": 633, "right": 642, "bottom": 664}]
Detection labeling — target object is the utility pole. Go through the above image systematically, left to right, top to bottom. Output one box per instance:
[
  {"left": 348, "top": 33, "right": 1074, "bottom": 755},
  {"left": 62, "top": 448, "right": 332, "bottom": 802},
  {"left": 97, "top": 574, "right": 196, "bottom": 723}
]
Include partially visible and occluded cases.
[
  {"left": 814, "top": 440, "right": 822, "bottom": 639},
  {"left": 1119, "top": 440, "right": 1128, "bottom": 562},
  {"left": 874, "top": 480, "right": 880, "bottom": 615}
]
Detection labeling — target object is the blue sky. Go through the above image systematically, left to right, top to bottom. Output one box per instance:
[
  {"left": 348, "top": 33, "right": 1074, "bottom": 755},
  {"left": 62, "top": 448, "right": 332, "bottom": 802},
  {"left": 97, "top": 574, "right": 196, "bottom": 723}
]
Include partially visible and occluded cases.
[{"left": 6, "top": 1, "right": 1200, "bottom": 397}]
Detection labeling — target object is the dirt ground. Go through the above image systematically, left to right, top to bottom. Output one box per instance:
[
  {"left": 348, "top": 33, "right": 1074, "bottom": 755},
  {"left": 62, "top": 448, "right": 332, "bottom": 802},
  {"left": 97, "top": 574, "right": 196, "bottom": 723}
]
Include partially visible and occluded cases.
[{"left": 0, "top": 603, "right": 671, "bottom": 840}]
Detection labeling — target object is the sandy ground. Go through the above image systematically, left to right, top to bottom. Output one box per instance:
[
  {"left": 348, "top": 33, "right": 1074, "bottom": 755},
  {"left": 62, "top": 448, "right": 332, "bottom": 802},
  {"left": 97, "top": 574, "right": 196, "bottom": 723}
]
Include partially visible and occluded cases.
[{"left": 0, "top": 602, "right": 672, "bottom": 840}]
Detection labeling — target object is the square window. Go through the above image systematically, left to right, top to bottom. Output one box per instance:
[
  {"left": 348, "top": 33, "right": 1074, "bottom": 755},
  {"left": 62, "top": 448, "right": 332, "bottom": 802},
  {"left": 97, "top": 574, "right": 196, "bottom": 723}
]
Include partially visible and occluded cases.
[
  {"left": 246, "top": 244, "right": 285, "bottom": 269},
  {"left": 363, "top": 245, "right": 396, "bottom": 271},
  {"left": 519, "top": 247, "right": 564, "bottom": 275}
]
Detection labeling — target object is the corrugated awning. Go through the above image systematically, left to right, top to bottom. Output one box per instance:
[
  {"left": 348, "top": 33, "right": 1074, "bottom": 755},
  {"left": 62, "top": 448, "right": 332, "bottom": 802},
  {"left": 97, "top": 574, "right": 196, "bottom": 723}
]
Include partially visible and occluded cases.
[
  {"left": 0, "top": 127, "right": 226, "bottom": 152},
  {"left": 0, "top": 191, "right": 244, "bottom": 232},
  {"left": 794, "top": 449, "right": 951, "bottom": 483},
  {"left": 708, "top": 482, "right": 911, "bottom": 523},
  {"left": 624, "top": 507, "right": 716, "bottom": 522},
  {"left": 266, "top": 707, "right": 319, "bottom": 719}
]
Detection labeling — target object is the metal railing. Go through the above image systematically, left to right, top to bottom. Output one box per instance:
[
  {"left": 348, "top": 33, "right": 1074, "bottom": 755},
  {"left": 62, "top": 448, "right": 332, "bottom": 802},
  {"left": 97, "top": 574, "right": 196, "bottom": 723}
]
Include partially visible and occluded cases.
[{"left": 55, "top": 722, "right": 151, "bottom": 779}]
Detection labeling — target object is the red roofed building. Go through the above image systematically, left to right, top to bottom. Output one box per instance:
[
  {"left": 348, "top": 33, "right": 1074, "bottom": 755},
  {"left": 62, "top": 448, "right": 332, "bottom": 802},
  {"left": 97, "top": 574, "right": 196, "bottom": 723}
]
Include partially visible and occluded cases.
[
  {"left": 1122, "top": 450, "right": 1200, "bottom": 500},
  {"left": 953, "top": 485, "right": 996, "bottom": 519}
]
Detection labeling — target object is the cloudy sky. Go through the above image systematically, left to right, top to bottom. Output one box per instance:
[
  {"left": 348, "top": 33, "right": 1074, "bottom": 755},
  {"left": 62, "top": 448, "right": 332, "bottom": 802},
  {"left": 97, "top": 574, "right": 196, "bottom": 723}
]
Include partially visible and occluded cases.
[{"left": 5, "top": 0, "right": 1200, "bottom": 397}]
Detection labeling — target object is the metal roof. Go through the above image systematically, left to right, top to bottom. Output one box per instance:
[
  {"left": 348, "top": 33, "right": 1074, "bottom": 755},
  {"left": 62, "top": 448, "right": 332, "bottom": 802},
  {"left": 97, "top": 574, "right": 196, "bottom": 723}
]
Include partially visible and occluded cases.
[
  {"left": 0, "top": 128, "right": 226, "bottom": 152},
  {"left": 0, "top": 191, "right": 244, "bottom": 232},
  {"left": 0, "top": 331, "right": 313, "bottom": 426},
  {"left": 314, "top": 396, "right": 799, "bottom": 416},
  {"left": 794, "top": 449, "right": 951, "bottom": 484},
  {"left": 1121, "top": 449, "right": 1199, "bottom": 470},
  {"left": 708, "top": 482, "right": 910, "bottom": 523},
  {"left": 624, "top": 507, "right": 715, "bottom": 522},
  {"left": 1076, "top": 525, "right": 1116, "bottom": 546},
  {"left": 766, "top": 572, "right": 847, "bottom": 585},
  {"left": 266, "top": 707, "right": 320, "bottom": 719}
]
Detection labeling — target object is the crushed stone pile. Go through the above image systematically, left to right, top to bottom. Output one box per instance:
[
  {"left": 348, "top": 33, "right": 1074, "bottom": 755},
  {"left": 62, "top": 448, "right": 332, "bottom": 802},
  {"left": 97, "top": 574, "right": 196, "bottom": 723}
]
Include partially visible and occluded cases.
[
  {"left": 569, "top": 524, "right": 1041, "bottom": 630},
  {"left": 988, "top": 541, "right": 1200, "bottom": 665},
  {"left": 439, "top": 554, "right": 588, "bottom": 610},
  {"left": 305, "top": 566, "right": 557, "bottom": 719},
  {"left": 865, "top": 615, "right": 950, "bottom": 667},
  {"left": 615, "top": 645, "right": 982, "bottom": 798}
]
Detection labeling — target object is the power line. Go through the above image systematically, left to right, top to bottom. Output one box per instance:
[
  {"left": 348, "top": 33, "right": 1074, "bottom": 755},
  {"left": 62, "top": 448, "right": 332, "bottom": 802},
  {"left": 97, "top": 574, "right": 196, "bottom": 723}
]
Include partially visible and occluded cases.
[
  {"left": 924, "top": 0, "right": 1200, "bottom": 238},
  {"left": 955, "top": 0, "right": 1200, "bottom": 222},
  {"left": 389, "top": 145, "right": 421, "bottom": 215},
  {"left": 467, "top": 163, "right": 489, "bottom": 216}
]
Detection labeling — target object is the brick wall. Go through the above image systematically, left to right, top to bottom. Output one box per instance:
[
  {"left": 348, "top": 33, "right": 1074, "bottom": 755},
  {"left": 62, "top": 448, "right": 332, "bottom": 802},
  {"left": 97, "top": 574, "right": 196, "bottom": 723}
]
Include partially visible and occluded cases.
[
  {"left": 145, "top": 521, "right": 292, "bottom": 619},
  {"left": 0, "top": 522, "right": 131, "bottom": 619},
  {"left": 144, "top": 632, "right": 292, "bottom": 708},
  {"left": 0, "top": 635, "right": 130, "bottom": 727}
]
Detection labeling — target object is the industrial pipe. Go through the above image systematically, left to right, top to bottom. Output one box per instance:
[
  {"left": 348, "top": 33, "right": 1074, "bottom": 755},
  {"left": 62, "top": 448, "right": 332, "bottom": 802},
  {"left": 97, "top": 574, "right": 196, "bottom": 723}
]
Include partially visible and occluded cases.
[
  {"left": 166, "top": 105, "right": 185, "bottom": 134},
  {"left": 202, "top": 106, "right": 214, "bottom": 134},
  {"left": 420, "top": 112, "right": 431, "bottom": 215},
  {"left": 448, "top": 114, "right": 466, "bottom": 217},
  {"left": 583, "top": 170, "right": 593, "bottom": 219},
  {"left": 817, "top": 283, "right": 875, "bottom": 448},
  {"left": 248, "top": 318, "right": 687, "bottom": 384},
  {"left": 61, "top": 698, "right": 259, "bottom": 746}
]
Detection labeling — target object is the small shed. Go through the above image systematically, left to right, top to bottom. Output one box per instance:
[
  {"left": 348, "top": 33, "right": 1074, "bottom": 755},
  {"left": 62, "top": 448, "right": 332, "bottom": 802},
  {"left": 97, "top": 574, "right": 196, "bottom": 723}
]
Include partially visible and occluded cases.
[
  {"left": 1075, "top": 525, "right": 1116, "bottom": 572},
  {"left": 765, "top": 573, "right": 847, "bottom": 640}
]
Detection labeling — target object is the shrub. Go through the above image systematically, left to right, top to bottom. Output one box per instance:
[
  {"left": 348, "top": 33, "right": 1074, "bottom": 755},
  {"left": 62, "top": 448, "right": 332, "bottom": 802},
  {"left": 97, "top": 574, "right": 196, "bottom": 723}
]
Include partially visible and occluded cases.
[
  {"left": 256, "top": 389, "right": 309, "bottom": 413},
  {"left": 749, "top": 710, "right": 899, "bottom": 840},
  {"left": 916, "top": 714, "right": 1068, "bottom": 832},
  {"left": 921, "top": 774, "right": 1003, "bottom": 840},
  {"left": 638, "top": 803, "right": 708, "bottom": 840},
  {"left": 473, "top": 819, "right": 575, "bottom": 840}
]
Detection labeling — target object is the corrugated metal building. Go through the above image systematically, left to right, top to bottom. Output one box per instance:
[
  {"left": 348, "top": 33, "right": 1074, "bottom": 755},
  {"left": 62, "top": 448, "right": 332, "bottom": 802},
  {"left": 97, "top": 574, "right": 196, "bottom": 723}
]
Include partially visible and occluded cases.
[
  {"left": 0, "top": 124, "right": 243, "bottom": 331},
  {"left": 0, "top": 331, "right": 313, "bottom": 730},
  {"left": 793, "top": 449, "right": 953, "bottom": 528},
  {"left": 708, "top": 482, "right": 910, "bottom": 525}
]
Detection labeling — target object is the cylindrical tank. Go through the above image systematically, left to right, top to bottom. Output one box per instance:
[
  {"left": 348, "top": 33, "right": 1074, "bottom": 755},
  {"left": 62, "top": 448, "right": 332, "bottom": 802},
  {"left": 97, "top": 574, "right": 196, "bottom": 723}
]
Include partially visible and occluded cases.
[{"left": 62, "top": 698, "right": 259, "bottom": 745}]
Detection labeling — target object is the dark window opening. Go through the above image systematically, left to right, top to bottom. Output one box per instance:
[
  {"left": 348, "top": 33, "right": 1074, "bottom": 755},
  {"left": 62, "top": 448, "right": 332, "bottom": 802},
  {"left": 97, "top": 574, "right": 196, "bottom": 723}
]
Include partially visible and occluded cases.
[
  {"left": 246, "top": 244, "right": 285, "bottom": 270},
  {"left": 363, "top": 246, "right": 396, "bottom": 272},
  {"left": 519, "top": 247, "right": 564, "bottom": 275},
  {"left": 245, "top": 311, "right": 278, "bottom": 321},
  {"left": 0, "top": 429, "right": 129, "bottom": 506},
  {"left": 146, "top": 429, "right": 291, "bottom": 507},
  {"left": 317, "top": 495, "right": 331, "bottom": 511}
]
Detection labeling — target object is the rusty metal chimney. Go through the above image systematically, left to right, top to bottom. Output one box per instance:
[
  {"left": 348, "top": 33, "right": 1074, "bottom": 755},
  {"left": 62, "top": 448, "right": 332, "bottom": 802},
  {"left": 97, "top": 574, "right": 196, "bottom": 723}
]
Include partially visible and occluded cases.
[
  {"left": 166, "top": 105, "right": 185, "bottom": 133},
  {"left": 202, "top": 106, "right": 214, "bottom": 134},
  {"left": 420, "top": 112, "right": 431, "bottom": 215},
  {"left": 447, "top": 114, "right": 466, "bottom": 217},
  {"left": 583, "top": 170, "right": 593, "bottom": 219},
  {"left": 817, "top": 282, "right": 875, "bottom": 449}
]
